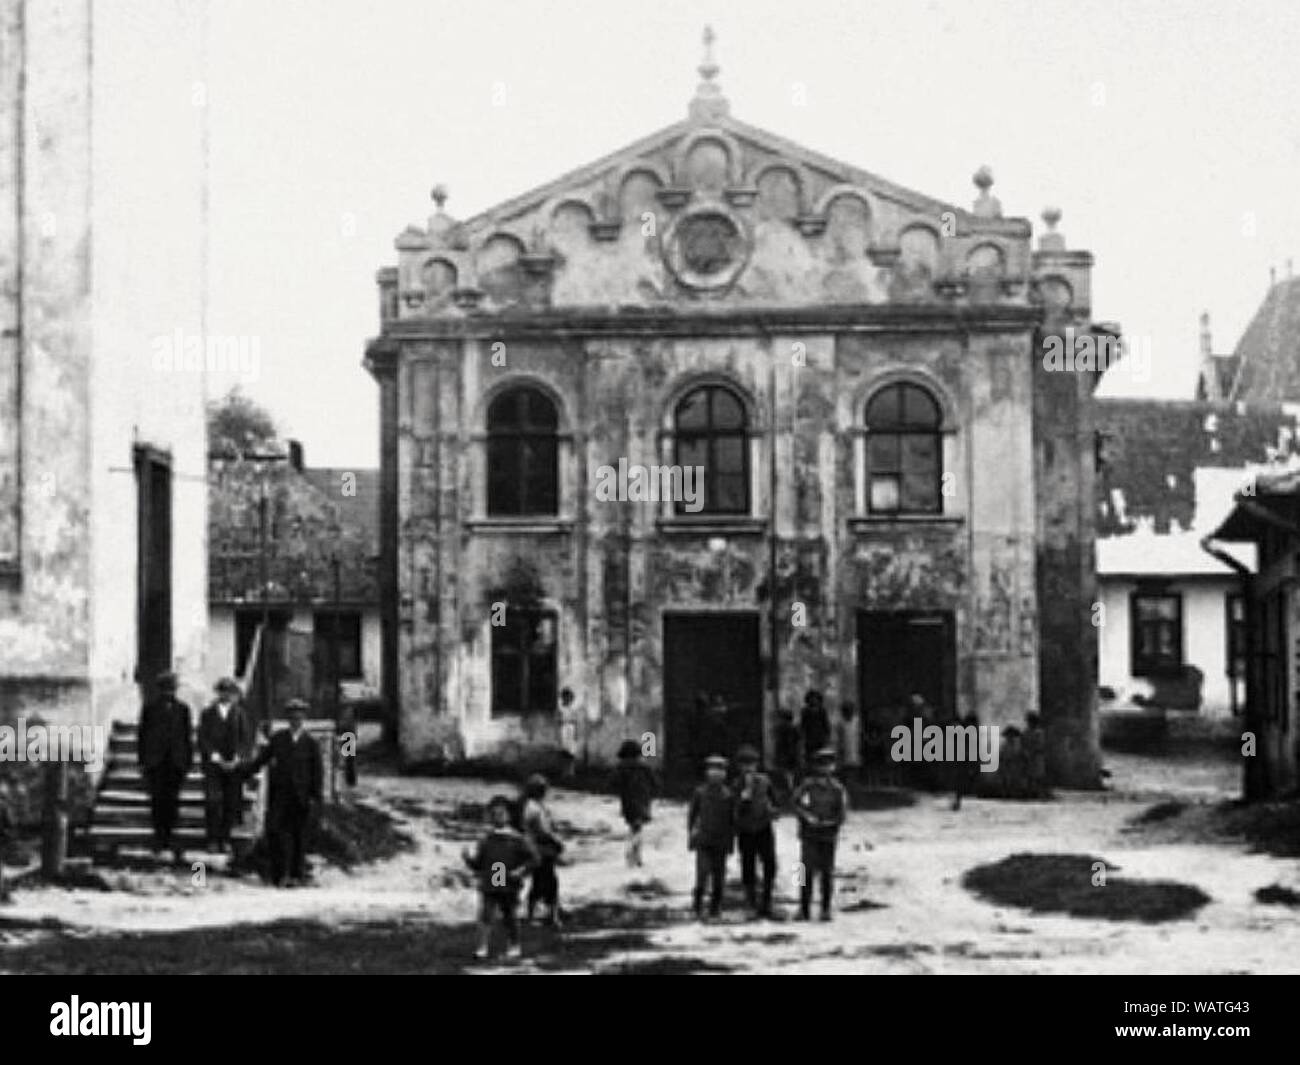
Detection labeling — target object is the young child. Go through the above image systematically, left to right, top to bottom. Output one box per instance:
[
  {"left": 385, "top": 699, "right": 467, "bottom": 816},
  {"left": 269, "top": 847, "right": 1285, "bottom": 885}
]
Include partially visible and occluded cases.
[
  {"left": 613, "top": 739, "right": 656, "bottom": 868},
  {"left": 732, "top": 745, "right": 778, "bottom": 918},
  {"left": 792, "top": 747, "right": 849, "bottom": 921},
  {"left": 687, "top": 754, "right": 734, "bottom": 921},
  {"left": 520, "top": 773, "right": 564, "bottom": 927},
  {"left": 462, "top": 794, "right": 538, "bottom": 959}
]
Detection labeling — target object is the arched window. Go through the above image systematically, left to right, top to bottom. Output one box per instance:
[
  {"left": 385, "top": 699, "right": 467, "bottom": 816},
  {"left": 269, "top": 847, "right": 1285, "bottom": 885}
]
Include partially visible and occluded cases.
[
  {"left": 865, "top": 383, "right": 942, "bottom": 514},
  {"left": 674, "top": 385, "right": 749, "bottom": 515},
  {"left": 487, "top": 386, "right": 559, "bottom": 516}
]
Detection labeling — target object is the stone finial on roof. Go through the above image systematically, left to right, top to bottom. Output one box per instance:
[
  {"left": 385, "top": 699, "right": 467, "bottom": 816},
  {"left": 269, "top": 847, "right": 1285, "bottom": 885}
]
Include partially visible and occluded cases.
[
  {"left": 689, "top": 25, "right": 730, "bottom": 121},
  {"left": 971, "top": 166, "right": 1001, "bottom": 218},
  {"left": 428, "top": 184, "right": 456, "bottom": 240},
  {"left": 1038, "top": 206, "right": 1065, "bottom": 251},
  {"left": 1200, "top": 310, "right": 1212, "bottom": 357}
]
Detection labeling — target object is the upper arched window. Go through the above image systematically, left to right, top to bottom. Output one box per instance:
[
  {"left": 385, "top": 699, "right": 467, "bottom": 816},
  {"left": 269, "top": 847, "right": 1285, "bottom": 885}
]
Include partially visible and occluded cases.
[
  {"left": 865, "top": 383, "right": 942, "bottom": 514},
  {"left": 673, "top": 385, "right": 749, "bottom": 515},
  {"left": 487, "top": 386, "right": 559, "bottom": 516}
]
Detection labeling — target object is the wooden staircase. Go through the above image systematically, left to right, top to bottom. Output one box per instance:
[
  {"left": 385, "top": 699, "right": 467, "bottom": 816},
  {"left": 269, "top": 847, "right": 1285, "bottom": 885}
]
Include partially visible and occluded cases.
[{"left": 78, "top": 721, "right": 260, "bottom": 857}]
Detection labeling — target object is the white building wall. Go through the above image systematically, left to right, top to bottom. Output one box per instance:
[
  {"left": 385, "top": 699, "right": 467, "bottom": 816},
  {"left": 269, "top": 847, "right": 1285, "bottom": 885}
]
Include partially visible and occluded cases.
[
  {"left": 89, "top": 0, "right": 210, "bottom": 726},
  {"left": 1098, "top": 576, "right": 1238, "bottom": 717}
]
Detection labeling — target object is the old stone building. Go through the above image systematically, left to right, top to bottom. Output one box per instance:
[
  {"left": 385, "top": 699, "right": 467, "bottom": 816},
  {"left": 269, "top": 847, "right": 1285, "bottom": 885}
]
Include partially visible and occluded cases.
[
  {"left": 0, "top": 0, "right": 210, "bottom": 733},
  {"left": 366, "top": 35, "right": 1109, "bottom": 785}
]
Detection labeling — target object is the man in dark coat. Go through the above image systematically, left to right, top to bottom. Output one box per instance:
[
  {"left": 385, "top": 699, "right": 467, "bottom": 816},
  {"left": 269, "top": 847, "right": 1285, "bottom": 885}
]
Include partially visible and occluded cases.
[
  {"left": 137, "top": 672, "right": 193, "bottom": 862},
  {"left": 198, "top": 677, "right": 250, "bottom": 852},
  {"left": 799, "top": 690, "right": 831, "bottom": 767},
  {"left": 244, "top": 699, "right": 322, "bottom": 886}
]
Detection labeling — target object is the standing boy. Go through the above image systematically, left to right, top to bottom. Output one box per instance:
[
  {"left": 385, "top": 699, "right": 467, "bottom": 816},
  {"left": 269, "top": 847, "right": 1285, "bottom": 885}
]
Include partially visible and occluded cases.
[
  {"left": 198, "top": 677, "right": 250, "bottom": 853},
  {"left": 773, "top": 708, "right": 801, "bottom": 799},
  {"left": 613, "top": 739, "right": 656, "bottom": 868},
  {"left": 733, "top": 745, "right": 778, "bottom": 918},
  {"left": 792, "top": 747, "right": 849, "bottom": 921},
  {"left": 687, "top": 754, "right": 734, "bottom": 921},
  {"left": 521, "top": 773, "right": 564, "bottom": 927},
  {"left": 463, "top": 794, "right": 538, "bottom": 959}
]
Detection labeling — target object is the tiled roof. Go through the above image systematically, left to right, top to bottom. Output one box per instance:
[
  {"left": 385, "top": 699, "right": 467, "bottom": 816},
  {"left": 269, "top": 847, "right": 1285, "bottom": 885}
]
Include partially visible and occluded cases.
[
  {"left": 1229, "top": 277, "right": 1300, "bottom": 403},
  {"left": 1095, "top": 398, "right": 1300, "bottom": 539},
  {"left": 209, "top": 457, "right": 380, "bottom": 604}
]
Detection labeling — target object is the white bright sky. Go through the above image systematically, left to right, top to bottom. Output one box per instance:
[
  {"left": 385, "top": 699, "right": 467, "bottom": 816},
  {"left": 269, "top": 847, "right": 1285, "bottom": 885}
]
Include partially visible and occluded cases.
[{"left": 204, "top": 0, "right": 1300, "bottom": 467}]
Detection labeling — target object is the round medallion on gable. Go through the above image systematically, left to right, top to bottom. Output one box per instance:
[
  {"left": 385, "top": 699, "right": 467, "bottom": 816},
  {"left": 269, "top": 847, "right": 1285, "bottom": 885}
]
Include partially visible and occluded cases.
[{"left": 663, "top": 206, "right": 751, "bottom": 291}]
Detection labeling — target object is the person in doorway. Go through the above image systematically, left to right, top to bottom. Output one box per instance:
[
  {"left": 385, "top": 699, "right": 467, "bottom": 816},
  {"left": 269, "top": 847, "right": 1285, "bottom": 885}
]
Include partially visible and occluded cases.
[
  {"left": 138, "top": 672, "right": 193, "bottom": 864},
  {"left": 198, "top": 677, "right": 250, "bottom": 853},
  {"left": 799, "top": 690, "right": 831, "bottom": 769},
  {"left": 243, "top": 699, "right": 322, "bottom": 887},
  {"left": 833, "top": 701, "right": 863, "bottom": 783},
  {"left": 773, "top": 707, "right": 801, "bottom": 799},
  {"left": 952, "top": 711, "right": 982, "bottom": 811},
  {"left": 1024, "top": 713, "right": 1049, "bottom": 798},
  {"left": 613, "top": 739, "right": 656, "bottom": 868},
  {"left": 732, "top": 744, "right": 778, "bottom": 918},
  {"left": 792, "top": 747, "right": 849, "bottom": 921},
  {"left": 688, "top": 754, "right": 734, "bottom": 921},
  {"left": 521, "top": 773, "right": 563, "bottom": 927}
]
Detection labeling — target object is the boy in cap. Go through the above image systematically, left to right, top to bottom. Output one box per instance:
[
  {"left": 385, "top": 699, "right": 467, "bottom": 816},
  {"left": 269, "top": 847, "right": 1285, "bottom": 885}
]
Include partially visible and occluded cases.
[
  {"left": 198, "top": 677, "right": 250, "bottom": 853},
  {"left": 612, "top": 739, "right": 657, "bottom": 868},
  {"left": 733, "top": 744, "right": 778, "bottom": 918},
  {"left": 792, "top": 746, "right": 849, "bottom": 921},
  {"left": 687, "top": 754, "right": 734, "bottom": 920},
  {"left": 521, "top": 773, "right": 564, "bottom": 927},
  {"left": 463, "top": 794, "right": 538, "bottom": 959}
]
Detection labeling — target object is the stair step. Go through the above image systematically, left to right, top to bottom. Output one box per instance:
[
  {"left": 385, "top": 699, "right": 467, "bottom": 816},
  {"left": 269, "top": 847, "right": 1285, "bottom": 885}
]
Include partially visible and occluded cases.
[
  {"left": 96, "top": 791, "right": 209, "bottom": 807},
  {"left": 78, "top": 825, "right": 255, "bottom": 848}
]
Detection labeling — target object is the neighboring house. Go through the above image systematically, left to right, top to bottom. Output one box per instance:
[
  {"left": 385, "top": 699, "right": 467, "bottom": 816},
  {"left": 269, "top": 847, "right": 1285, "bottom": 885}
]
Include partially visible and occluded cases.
[
  {"left": 0, "top": 1, "right": 210, "bottom": 734},
  {"left": 365, "top": 35, "right": 1108, "bottom": 784},
  {"left": 1098, "top": 282, "right": 1300, "bottom": 721},
  {"left": 207, "top": 441, "right": 381, "bottom": 721},
  {"left": 1208, "top": 468, "right": 1300, "bottom": 799}
]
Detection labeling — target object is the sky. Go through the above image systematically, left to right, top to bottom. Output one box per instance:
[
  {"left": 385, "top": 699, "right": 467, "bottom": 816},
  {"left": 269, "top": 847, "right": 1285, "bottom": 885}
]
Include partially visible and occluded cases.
[{"left": 203, "top": 0, "right": 1300, "bottom": 467}]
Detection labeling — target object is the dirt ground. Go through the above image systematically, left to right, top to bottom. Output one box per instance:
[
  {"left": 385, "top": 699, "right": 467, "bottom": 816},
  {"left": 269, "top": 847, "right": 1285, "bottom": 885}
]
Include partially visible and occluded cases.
[{"left": 1, "top": 742, "right": 1298, "bottom": 974}]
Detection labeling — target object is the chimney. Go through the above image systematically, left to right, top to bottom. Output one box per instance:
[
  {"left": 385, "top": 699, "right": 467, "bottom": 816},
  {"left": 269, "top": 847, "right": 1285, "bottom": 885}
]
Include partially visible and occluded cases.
[{"left": 287, "top": 439, "right": 304, "bottom": 472}]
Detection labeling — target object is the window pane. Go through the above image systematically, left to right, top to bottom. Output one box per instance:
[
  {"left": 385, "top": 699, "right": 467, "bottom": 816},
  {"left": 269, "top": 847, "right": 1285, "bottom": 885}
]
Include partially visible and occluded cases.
[
  {"left": 902, "top": 385, "right": 941, "bottom": 428},
  {"left": 865, "top": 386, "right": 903, "bottom": 430},
  {"left": 524, "top": 388, "right": 558, "bottom": 430},
  {"left": 710, "top": 388, "right": 745, "bottom": 430},
  {"left": 676, "top": 389, "right": 709, "bottom": 430},
  {"left": 867, "top": 433, "right": 900, "bottom": 471},
  {"left": 712, "top": 435, "right": 745, "bottom": 477},
  {"left": 677, "top": 436, "right": 708, "bottom": 470},
  {"left": 521, "top": 437, "right": 558, "bottom": 515},
  {"left": 487, "top": 438, "right": 520, "bottom": 515},
  {"left": 901, "top": 468, "right": 939, "bottom": 512},
  {"left": 713, "top": 474, "right": 748, "bottom": 513},
  {"left": 870, "top": 474, "right": 900, "bottom": 512}
]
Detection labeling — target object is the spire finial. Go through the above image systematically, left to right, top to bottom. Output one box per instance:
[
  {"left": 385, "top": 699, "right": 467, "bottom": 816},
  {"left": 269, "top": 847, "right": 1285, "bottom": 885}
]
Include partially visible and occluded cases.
[
  {"left": 690, "top": 25, "right": 729, "bottom": 120},
  {"left": 431, "top": 184, "right": 448, "bottom": 210}
]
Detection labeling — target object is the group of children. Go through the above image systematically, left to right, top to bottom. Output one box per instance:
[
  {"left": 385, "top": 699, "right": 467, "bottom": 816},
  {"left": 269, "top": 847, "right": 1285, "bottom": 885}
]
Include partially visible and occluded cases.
[{"left": 462, "top": 736, "right": 857, "bottom": 959}]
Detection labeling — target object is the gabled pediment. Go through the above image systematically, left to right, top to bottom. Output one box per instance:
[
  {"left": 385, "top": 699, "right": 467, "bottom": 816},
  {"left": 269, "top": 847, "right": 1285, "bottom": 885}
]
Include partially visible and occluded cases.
[{"left": 379, "top": 32, "right": 1072, "bottom": 321}]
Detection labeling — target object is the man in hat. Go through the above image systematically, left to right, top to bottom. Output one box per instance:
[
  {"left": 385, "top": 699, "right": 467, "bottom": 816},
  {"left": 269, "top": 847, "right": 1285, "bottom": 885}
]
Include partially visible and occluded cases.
[
  {"left": 137, "top": 672, "right": 194, "bottom": 863},
  {"left": 198, "top": 677, "right": 250, "bottom": 853},
  {"left": 799, "top": 690, "right": 831, "bottom": 768},
  {"left": 244, "top": 699, "right": 322, "bottom": 886},
  {"left": 733, "top": 744, "right": 778, "bottom": 918},
  {"left": 792, "top": 746, "right": 849, "bottom": 921},
  {"left": 687, "top": 753, "right": 734, "bottom": 920}
]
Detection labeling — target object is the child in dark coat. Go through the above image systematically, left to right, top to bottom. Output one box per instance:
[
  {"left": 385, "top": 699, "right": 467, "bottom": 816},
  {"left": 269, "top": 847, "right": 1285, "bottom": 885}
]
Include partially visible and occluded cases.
[
  {"left": 613, "top": 739, "right": 657, "bottom": 868},
  {"left": 733, "top": 745, "right": 778, "bottom": 918},
  {"left": 792, "top": 747, "right": 849, "bottom": 921},
  {"left": 688, "top": 754, "right": 734, "bottom": 920},
  {"left": 463, "top": 794, "right": 538, "bottom": 959}
]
